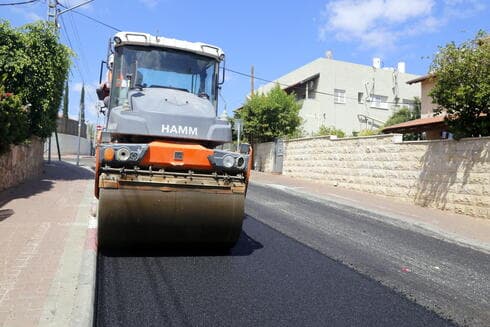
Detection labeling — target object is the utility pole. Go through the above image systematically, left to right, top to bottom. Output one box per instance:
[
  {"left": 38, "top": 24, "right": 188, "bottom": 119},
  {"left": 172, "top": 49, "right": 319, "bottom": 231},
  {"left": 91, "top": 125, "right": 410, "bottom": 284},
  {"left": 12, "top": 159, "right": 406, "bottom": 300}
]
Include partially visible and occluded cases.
[
  {"left": 47, "top": 0, "right": 94, "bottom": 164},
  {"left": 47, "top": 0, "right": 95, "bottom": 30},
  {"left": 250, "top": 65, "right": 255, "bottom": 96},
  {"left": 77, "top": 84, "right": 85, "bottom": 166}
]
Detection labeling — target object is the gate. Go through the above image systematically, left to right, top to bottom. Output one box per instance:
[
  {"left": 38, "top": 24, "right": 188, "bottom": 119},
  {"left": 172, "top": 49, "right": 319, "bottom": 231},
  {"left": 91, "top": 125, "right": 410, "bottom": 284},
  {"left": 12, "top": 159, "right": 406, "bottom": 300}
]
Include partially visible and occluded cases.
[{"left": 272, "top": 138, "right": 284, "bottom": 174}]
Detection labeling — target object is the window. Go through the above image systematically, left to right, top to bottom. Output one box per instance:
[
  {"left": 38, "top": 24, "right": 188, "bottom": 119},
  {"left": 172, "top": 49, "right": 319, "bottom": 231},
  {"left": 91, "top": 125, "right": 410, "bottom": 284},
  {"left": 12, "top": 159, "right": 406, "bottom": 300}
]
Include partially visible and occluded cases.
[
  {"left": 110, "top": 45, "right": 218, "bottom": 108},
  {"left": 284, "top": 74, "right": 319, "bottom": 101},
  {"left": 307, "top": 78, "right": 319, "bottom": 99},
  {"left": 334, "top": 89, "right": 346, "bottom": 104},
  {"left": 358, "top": 92, "right": 364, "bottom": 104},
  {"left": 369, "top": 94, "right": 389, "bottom": 109},
  {"left": 402, "top": 98, "right": 415, "bottom": 110}
]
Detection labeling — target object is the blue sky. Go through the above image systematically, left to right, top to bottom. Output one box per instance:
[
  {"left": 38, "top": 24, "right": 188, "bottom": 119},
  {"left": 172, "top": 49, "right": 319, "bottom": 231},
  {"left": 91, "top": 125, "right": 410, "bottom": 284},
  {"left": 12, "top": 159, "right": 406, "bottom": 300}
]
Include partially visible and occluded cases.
[{"left": 3, "top": 0, "right": 489, "bottom": 126}]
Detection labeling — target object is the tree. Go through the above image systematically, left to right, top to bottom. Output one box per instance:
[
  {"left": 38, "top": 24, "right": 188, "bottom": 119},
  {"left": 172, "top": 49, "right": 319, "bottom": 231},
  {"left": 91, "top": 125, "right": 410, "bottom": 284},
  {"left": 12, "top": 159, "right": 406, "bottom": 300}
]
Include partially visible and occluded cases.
[
  {"left": 0, "top": 20, "right": 72, "bottom": 139},
  {"left": 429, "top": 31, "right": 490, "bottom": 139},
  {"left": 63, "top": 79, "right": 69, "bottom": 118},
  {"left": 80, "top": 84, "right": 85, "bottom": 122},
  {"left": 236, "top": 85, "right": 301, "bottom": 143},
  {"left": 384, "top": 98, "right": 421, "bottom": 128},
  {"left": 384, "top": 107, "right": 415, "bottom": 127}
]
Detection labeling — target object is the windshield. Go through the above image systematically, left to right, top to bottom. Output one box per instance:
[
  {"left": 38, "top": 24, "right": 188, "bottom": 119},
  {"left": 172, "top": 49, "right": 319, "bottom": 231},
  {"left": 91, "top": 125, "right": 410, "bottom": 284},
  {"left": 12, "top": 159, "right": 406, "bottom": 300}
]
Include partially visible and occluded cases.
[{"left": 110, "top": 45, "right": 218, "bottom": 108}]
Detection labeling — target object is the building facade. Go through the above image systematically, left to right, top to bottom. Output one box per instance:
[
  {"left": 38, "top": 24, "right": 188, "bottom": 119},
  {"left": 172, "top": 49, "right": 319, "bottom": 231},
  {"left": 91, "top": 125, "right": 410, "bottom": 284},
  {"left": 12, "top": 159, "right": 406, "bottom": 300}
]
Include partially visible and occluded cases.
[{"left": 255, "top": 57, "right": 421, "bottom": 135}]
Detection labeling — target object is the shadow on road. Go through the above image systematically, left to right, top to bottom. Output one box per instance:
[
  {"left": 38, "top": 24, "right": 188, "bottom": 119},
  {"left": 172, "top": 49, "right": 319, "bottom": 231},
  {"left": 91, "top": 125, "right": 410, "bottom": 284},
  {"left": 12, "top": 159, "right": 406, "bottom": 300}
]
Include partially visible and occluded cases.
[
  {"left": 44, "top": 160, "right": 94, "bottom": 181},
  {"left": 0, "top": 209, "right": 14, "bottom": 221},
  {"left": 99, "top": 228, "right": 264, "bottom": 258}
]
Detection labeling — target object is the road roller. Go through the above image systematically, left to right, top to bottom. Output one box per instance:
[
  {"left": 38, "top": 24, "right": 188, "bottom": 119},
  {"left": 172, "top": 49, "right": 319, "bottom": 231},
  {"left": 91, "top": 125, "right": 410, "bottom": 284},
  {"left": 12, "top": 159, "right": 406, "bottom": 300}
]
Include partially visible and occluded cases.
[{"left": 94, "top": 32, "right": 251, "bottom": 250}]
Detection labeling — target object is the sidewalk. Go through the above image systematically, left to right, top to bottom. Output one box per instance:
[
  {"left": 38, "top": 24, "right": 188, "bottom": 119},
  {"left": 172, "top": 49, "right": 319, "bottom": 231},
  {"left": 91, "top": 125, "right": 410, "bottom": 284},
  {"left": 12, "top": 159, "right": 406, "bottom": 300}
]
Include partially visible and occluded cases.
[
  {"left": 0, "top": 161, "right": 96, "bottom": 327},
  {"left": 251, "top": 171, "right": 490, "bottom": 253}
]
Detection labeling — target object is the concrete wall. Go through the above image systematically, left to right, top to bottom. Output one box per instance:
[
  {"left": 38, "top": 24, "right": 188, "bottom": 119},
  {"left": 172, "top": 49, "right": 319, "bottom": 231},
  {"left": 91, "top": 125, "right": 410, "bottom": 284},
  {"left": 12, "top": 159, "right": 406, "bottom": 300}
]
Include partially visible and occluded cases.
[
  {"left": 256, "top": 58, "right": 421, "bottom": 135},
  {"left": 420, "top": 78, "right": 438, "bottom": 118},
  {"left": 57, "top": 117, "right": 87, "bottom": 138},
  {"left": 45, "top": 133, "right": 91, "bottom": 156},
  {"left": 280, "top": 134, "right": 490, "bottom": 219},
  {"left": 0, "top": 137, "right": 44, "bottom": 192},
  {"left": 253, "top": 142, "right": 275, "bottom": 172}
]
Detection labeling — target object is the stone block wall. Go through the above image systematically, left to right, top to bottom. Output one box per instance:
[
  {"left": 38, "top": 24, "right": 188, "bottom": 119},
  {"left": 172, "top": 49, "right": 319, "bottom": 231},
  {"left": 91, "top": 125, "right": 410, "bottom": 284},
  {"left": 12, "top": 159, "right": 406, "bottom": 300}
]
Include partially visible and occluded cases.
[
  {"left": 282, "top": 134, "right": 490, "bottom": 219},
  {"left": 0, "top": 137, "right": 44, "bottom": 192},
  {"left": 253, "top": 142, "right": 275, "bottom": 172}
]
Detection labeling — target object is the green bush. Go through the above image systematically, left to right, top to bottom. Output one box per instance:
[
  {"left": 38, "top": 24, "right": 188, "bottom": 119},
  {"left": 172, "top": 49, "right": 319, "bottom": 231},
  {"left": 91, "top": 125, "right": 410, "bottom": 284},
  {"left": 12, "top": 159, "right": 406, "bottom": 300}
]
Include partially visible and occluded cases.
[
  {"left": 0, "top": 20, "right": 71, "bottom": 142},
  {"left": 237, "top": 85, "right": 302, "bottom": 143},
  {"left": 0, "top": 87, "right": 30, "bottom": 153},
  {"left": 314, "top": 125, "right": 345, "bottom": 138},
  {"left": 357, "top": 129, "right": 381, "bottom": 136}
]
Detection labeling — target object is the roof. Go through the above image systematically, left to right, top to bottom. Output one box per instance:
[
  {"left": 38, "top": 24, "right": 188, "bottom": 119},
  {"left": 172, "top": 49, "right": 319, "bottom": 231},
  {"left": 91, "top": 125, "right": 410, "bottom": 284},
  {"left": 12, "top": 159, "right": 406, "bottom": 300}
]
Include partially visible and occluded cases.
[
  {"left": 113, "top": 31, "right": 225, "bottom": 61},
  {"left": 406, "top": 73, "right": 435, "bottom": 85},
  {"left": 382, "top": 115, "right": 446, "bottom": 134}
]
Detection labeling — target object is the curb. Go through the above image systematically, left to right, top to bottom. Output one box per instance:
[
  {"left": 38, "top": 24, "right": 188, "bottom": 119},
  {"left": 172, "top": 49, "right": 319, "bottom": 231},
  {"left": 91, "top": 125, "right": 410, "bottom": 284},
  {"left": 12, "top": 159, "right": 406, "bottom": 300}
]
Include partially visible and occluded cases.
[{"left": 70, "top": 223, "right": 97, "bottom": 327}]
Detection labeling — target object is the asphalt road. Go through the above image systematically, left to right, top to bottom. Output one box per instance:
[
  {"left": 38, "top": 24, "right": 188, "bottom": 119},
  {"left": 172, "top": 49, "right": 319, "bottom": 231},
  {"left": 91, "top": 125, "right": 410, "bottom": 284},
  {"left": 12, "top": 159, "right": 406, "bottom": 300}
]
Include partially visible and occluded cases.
[{"left": 95, "top": 183, "right": 489, "bottom": 327}]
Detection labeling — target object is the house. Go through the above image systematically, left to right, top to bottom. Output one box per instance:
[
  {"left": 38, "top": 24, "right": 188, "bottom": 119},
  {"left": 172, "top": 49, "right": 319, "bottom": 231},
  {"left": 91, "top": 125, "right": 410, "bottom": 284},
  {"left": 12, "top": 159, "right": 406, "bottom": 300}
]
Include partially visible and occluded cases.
[
  {"left": 251, "top": 55, "right": 421, "bottom": 135},
  {"left": 382, "top": 74, "right": 449, "bottom": 139}
]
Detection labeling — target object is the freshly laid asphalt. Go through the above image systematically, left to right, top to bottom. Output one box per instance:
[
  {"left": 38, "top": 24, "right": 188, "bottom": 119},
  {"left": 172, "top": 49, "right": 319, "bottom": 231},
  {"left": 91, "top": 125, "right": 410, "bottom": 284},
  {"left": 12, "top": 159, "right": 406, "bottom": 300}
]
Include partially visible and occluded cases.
[{"left": 95, "top": 183, "right": 489, "bottom": 327}]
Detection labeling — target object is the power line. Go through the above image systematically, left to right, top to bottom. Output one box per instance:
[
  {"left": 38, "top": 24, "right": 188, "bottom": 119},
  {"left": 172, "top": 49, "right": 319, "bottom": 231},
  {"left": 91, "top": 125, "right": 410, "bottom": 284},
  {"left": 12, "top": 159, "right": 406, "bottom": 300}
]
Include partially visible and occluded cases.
[
  {"left": 0, "top": 0, "right": 38, "bottom": 5},
  {"left": 65, "top": 0, "right": 93, "bottom": 79},
  {"left": 58, "top": 2, "right": 121, "bottom": 32},
  {"left": 59, "top": 15, "right": 85, "bottom": 82},
  {"left": 225, "top": 68, "right": 406, "bottom": 105}
]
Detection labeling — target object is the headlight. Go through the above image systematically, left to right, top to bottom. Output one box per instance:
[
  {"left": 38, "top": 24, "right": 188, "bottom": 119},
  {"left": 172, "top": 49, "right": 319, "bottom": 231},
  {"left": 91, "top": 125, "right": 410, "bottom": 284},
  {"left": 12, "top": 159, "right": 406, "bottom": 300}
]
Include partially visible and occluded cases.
[
  {"left": 116, "top": 147, "right": 131, "bottom": 161},
  {"left": 222, "top": 155, "right": 235, "bottom": 168},
  {"left": 236, "top": 156, "right": 245, "bottom": 169}
]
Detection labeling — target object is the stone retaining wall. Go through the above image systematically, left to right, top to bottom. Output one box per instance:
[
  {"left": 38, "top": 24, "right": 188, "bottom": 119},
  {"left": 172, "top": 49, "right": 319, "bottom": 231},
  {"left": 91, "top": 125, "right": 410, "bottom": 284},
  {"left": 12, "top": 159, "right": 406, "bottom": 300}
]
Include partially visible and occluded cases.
[
  {"left": 281, "top": 134, "right": 490, "bottom": 219},
  {"left": 0, "top": 137, "right": 44, "bottom": 192}
]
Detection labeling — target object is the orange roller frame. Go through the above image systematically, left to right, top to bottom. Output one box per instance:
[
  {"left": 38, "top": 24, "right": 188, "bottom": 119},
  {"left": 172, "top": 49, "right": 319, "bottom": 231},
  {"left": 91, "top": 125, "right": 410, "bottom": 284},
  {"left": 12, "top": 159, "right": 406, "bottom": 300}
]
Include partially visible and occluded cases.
[{"left": 139, "top": 141, "right": 214, "bottom": 170}]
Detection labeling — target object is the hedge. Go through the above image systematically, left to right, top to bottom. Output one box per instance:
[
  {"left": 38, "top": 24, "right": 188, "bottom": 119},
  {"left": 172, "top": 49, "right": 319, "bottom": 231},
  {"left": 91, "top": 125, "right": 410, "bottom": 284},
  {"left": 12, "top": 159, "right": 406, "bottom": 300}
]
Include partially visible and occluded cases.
[{"left": 0, "top": 20, "right": 71, "bottom": 154}]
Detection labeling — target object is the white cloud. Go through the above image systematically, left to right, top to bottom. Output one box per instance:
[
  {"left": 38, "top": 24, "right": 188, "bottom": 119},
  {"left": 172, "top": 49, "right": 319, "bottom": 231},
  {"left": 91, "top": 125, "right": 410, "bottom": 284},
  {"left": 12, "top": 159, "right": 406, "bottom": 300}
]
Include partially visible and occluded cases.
[
  {"left": 139, "top": 0, "right": 159, "bottom": 9},
  {"left": 319, "top": 0, "right": 485, "bottom": 49},
  {"left": 10, "top": 6, "right": 43, "bottom": 22},
  {"left": 26, "top": 12, "right": 43, "bottom": 21}
]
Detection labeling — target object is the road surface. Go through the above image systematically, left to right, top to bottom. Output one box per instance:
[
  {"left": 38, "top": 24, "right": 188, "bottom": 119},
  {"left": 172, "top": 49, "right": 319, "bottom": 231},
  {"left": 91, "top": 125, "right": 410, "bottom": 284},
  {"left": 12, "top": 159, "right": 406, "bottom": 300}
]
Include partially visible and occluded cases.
[{"left": 95, "top": 183, "right": 489, "bottom": 327}]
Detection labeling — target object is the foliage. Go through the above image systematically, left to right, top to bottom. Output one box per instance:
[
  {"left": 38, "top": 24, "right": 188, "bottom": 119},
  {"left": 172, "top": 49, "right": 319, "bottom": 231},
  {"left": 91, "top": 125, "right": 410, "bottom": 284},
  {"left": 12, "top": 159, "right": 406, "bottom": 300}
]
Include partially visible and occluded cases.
[
  {"left": 0, "top": 20, "right": 72, "bottom": 139},
  {"left": 429, "top": 30, "right": 490, "bottom": 139},
  {"left": 62, "top": 79, "right": 69, "bottom": 118},
  {"left": 80, "top": 84, "right": 85, "bottom": 122},
  {"left": 236, "top": 85, "right": 301, "bottom": 143},
  {"left": 0, "top": 86, "right": 30, "bottom": 153},
  {"left": 383, "top": 102, "right": 422, "bottom": 141},
  {"left": 384, "top": 107, "right": 415, "bottom": 127},
  {"left": 87, "top": 122, "right": 95, "bottom": 141},
  {"left": 314, "top": 125, "right": 345, "bottom": 138},
  {"left": 286, "top": 126, "right": 307, "bottom": 140},
  {"left": 357, "top": 129, "right": 381, "bottom": 136}
]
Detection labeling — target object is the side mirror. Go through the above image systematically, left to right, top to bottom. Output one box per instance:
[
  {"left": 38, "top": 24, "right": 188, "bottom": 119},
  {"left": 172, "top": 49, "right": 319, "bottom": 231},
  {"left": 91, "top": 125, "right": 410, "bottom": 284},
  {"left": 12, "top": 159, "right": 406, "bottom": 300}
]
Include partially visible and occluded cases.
[{"left": 218, "top": 60, "right": 226, "bottom": 86}]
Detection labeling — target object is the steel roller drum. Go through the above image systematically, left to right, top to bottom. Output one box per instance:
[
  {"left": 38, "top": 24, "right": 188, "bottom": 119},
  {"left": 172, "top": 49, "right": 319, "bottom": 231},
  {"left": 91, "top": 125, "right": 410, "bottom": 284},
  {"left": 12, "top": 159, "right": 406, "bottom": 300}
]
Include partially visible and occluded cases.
[{"left": 97, "top": 188, "right": 244, "bottom": 250}]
